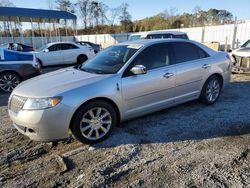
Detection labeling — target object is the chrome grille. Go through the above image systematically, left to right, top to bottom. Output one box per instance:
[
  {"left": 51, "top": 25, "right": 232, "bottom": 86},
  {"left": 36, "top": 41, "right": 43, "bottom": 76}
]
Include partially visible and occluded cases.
[{"left": 9, "top": 95, "right": 27, "bottom": 114}]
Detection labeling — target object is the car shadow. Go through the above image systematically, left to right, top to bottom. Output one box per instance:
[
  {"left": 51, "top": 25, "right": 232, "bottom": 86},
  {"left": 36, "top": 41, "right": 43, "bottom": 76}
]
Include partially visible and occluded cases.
[{"left": 93, "top": 80, "right": 250, "bottom": 149}]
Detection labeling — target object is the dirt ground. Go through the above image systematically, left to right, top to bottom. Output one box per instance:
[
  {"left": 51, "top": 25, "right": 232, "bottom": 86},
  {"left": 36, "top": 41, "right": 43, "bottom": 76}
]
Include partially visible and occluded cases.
[{"left": 0, "top": 73, "right": 249, "bottom": 188}]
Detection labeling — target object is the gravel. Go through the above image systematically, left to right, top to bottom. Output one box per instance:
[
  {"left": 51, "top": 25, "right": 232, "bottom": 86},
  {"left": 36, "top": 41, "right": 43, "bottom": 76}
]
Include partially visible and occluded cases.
[{"left": 0, "top": 71, "right": 249, "bottom": 188}]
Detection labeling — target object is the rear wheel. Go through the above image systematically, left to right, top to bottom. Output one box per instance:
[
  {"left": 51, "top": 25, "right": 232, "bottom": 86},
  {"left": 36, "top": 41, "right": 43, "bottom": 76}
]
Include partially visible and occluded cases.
[
  {"left": 77, "top": 54, "right": 88, "bottom": 64},
  {"left": 0, "top": 72, "right": 21, "bottom": 93},
  {"left": 200, "top": 75, "right": 222, "bottom": 105},
  {"left": 71, "top": 100, "right": 117, "bottom": 144}
]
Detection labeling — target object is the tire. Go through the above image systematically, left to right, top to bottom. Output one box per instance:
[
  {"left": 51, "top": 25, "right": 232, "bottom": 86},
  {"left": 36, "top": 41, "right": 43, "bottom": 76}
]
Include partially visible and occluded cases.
[
  {"left": 77, "top": 54, "right": 88, "bottom": 64},
  {"left": 37, "top": 59, "right": 43, "bottom": 68},
  {"left": 0, "top": 72, "right": 21, "bottom": 93},
  {"left": 200, "top": 75, "right": 222, "bottom": 105},
  {"left": 71, "top": 100, "right": 117, "bottom": 144}
]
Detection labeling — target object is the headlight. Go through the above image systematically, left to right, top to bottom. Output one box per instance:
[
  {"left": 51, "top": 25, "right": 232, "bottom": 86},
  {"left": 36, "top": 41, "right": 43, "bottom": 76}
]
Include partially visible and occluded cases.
[{"left": 23, "top": 97, "right": 62, "bottom": 110}]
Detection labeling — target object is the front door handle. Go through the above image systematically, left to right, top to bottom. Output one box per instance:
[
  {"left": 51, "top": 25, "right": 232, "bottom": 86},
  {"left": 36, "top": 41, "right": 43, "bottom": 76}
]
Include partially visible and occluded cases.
[
  {"left": 202, "top": 64, "right": 211, "bottom": 69},
  {"left": 163, "top": 72, "right": 174, "bottom": 79}
]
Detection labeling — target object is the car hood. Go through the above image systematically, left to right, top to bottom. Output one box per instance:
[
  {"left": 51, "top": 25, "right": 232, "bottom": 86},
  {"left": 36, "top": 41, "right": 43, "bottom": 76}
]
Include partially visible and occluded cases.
[
  {"left": 232, "top": 47, "right": 250, "bottom": 57},
  {"left": 13, "top": 67, "right": 112, "bottom": 97}
]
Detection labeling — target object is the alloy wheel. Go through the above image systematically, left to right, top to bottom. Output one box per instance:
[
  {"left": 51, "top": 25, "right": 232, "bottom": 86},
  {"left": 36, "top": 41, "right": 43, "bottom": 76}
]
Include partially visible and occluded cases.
[
  {"left": 0, "top": 73, "right": 20, "bottom": 92},
  {"left": 206, "top": 79, "right": 220, "bottom": 103},
  {"left": 80, "top": 107, "right": 112, "bottom": 141}
]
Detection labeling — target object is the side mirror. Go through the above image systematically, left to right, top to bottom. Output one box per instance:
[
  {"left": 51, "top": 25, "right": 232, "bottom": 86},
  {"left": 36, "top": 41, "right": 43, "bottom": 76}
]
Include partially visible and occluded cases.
[
  {"left": 44, "top": 49, "right": 49, "bottom": 53},
  {"left": 130, "top": 65, "right": 147, "bottom": 75}
]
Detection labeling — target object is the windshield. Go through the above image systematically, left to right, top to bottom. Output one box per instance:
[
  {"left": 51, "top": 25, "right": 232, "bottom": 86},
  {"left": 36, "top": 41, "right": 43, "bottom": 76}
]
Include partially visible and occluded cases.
[
  {"left": 0, "top": 43, "right": 9, "bottom": 49},
  {"left": 37, "top": 45, "right": 48, "bottom": 52},
  {"left": 79, "top": 45, "right": 140, "bottom": 74}
]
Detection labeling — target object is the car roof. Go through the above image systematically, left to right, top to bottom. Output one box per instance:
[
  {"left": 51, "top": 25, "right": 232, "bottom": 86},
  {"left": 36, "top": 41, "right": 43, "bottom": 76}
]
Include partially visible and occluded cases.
[
  {"left": 129, "top": 30, "right": 187, "bottom": 37},
  {"left": 146, "top": 30, "right": 187, "bottom": 35},
  {"left": 118, "top": 38, "right": 188, "bottom": 46},
  {"left": 117, "top": 39, "right": 216, "bottom": 56},
  {"left": 47, "top": 41, "right": 77, "bottom": 45}
]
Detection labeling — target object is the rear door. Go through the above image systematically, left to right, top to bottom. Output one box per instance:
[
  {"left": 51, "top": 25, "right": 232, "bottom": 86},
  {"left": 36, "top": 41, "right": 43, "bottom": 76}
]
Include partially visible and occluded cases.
[
  {"left": 172, "top": 42, "right": 210, "bottom": 103},
  {"left": 61, "top": 43, "right": 80, "bottom": 64},
  {"left": 121, "top": 43, "right": 176, "bottom": 118}
]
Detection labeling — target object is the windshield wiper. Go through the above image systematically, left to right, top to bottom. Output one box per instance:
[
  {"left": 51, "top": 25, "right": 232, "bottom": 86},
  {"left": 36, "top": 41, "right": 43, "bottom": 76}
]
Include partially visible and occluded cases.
[
  {"left": 78, "top": 66, "right": 111, "bottom": 74},
  {"left": 79, "top": 67, "right": 97, "bottom": 74}
]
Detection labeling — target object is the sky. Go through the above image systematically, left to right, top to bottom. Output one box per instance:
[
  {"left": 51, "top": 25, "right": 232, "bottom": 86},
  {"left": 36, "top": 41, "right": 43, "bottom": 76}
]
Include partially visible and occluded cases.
[{"left": 9, "top": 0, "right": 250, "bottom": 21}]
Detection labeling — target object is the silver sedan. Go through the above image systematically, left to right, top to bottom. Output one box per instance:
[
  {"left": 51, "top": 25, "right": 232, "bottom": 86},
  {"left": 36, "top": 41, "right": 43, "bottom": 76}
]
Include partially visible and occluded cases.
[{"left": 8, "top": 39, "right": 232, "bottom": 144}]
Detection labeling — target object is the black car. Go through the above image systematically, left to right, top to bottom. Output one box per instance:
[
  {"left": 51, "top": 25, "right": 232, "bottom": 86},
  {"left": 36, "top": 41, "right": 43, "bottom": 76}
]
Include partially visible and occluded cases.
[
  {"left": 75, "top": 41, "right": 101, "bottom": 54},
  {"left": 1, "top": 43, "right": 35, "bottom": 52},
  {"left": 0, "top": 49, "right": 41, "bottom": 92}
]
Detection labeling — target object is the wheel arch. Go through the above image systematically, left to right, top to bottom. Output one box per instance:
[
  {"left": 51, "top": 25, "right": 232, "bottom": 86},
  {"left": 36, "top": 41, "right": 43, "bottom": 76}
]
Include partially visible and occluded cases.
[
  {"left": 0, "top": 70, "right": 23, "bottom": 81},
  {"left": 208, "top": 73, "right": 224, "bottom": 87},
  {"left": 69, "top": 97, "right": 121, "bottom": 130}
]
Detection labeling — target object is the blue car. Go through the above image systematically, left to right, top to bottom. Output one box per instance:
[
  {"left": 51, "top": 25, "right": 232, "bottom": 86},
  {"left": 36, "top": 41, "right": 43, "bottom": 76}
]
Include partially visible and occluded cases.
[
  {"left": 0, "top": 43, "right": 35, "bottom": 52},
  {"left": 0, "top": 49, "right": 41, "bottom": 92}
]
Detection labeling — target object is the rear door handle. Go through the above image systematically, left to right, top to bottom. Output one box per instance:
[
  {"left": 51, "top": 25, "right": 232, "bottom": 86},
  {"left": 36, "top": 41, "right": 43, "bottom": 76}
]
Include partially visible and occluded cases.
[
  {"left": 202, "top": 64, "right": 211, "bottom": 69},
  {"left": 163, "top": 72, "right": 174, "bottom": 79}
]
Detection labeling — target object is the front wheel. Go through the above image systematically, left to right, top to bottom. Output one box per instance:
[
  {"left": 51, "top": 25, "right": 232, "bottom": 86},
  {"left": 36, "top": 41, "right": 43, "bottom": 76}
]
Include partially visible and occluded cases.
[
  {"left": 0, "top": 72, "right": 21, "bottom": 93},
  {"left": 200, "top": 75, "right": 222, "bottom": 105},
  {"left": 71, "top": 100, "right": 117, "bottom": 144}
]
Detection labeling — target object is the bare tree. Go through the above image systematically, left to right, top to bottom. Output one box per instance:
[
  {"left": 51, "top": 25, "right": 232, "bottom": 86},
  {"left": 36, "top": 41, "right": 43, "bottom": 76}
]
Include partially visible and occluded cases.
[
  {"left": 0, "top": 0, "right": 15, "bottom": 37},
  {"left": 46, "top": 0, "right": 55, "bottom": 10},
  {"left": 56, "top": 0, "right": 75, "bottom": 13},
  {"left": 77, "top": 0, "right": 90, "bottom": 28},
  {"left": 90, "top": 1, "right": 100, "bottom": 26},
  {"left": 99, "top": 2, "right": 108, "bottom": 25},
  {"left": 119, "top": 3, "right": 132, "bottom": 32},
  {"left": 109, "top": 6, "right": 121, "bottom": 26},
  {"left": 162, "top": 7, "right": 178, "bottom": 19}
]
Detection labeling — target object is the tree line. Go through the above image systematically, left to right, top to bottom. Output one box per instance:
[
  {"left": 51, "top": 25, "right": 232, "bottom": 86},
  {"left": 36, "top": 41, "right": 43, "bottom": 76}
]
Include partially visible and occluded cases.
[
  {"left": 0, "top": 0, "right": 235, "bottom": 37},
  {"left": 54, "top": 0, "right": 234, "bottom": 34}
]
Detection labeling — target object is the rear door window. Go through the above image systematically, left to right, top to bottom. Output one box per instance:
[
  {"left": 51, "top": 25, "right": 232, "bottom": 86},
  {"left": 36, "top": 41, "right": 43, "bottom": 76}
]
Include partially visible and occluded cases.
[
  {"left": 173, "top": 42, "right": 209, "bottom": 64},
  {"left": 61, "top": 43, "right": 78, "bottom": 50}
]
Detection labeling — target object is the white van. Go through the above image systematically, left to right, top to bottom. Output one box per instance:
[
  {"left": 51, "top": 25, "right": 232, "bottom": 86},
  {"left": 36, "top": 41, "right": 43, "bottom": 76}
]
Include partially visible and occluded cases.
[{"left": 128, "top": 31, "right": 189, "bottom": 41}]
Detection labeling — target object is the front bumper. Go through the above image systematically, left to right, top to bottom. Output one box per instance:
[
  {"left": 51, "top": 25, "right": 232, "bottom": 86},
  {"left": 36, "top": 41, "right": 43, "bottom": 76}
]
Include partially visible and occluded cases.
[{"left": 8, "top": 103, "right": 73, "bottom": 141}]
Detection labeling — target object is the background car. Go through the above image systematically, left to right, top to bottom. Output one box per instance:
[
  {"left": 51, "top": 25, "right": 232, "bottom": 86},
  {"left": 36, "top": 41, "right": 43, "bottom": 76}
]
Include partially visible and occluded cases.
[
  {"left": 128, "top": 31, "right": 189, "bottom": 41},
  {"left": 128, "top": 33, "right": 144, "bottom": 41},
  {"left": 231, "top": 38, "right": 250, "bottom": 73},
  {"left": 8, "top": 39, "right": 231, "bottom": 144},
  {"left": 75, "top": 41, "right": 101, "bottom": 54},
  {"left": 33, "top": 42, "right": 95, "bottom": 67},
  {"left": 0, "top": 43, "right": 35, "bottom": 52},
  {"left": 0, "top": 49, "right": 41, "bottom": 92}
]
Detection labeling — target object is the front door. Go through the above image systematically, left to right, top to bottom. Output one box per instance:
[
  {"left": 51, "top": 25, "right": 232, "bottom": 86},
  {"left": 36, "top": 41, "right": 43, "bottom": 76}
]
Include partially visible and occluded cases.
[
  {"left": 121, "top": 43, "right": 176, "bottom": 119},
  {"left": 43, "top": 44, "right": 63, "bottom": 66}
]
